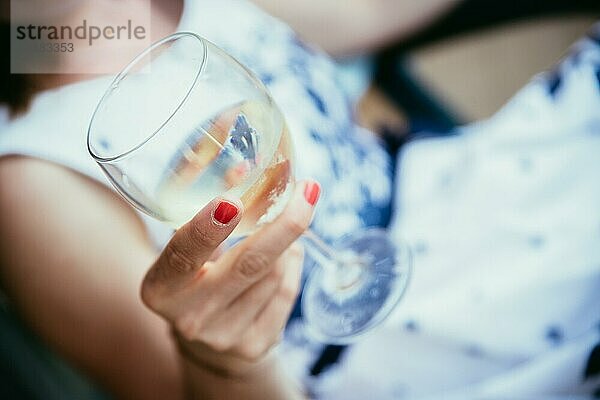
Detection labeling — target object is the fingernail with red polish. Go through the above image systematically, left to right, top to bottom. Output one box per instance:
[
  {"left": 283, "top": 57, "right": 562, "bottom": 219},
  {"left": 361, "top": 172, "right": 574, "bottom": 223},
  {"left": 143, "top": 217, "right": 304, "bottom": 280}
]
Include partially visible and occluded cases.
[
  {"left": 304, "top": 181, "right": 321, "bottom": 206},
  {"left": 213, "top": 201, "right": 239, "bottom": 225}
]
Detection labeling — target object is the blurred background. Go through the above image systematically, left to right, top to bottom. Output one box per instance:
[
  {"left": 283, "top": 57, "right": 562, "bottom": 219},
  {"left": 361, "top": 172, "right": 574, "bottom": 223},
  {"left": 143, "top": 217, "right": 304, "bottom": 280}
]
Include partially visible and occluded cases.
[{"left": 355, "top": 2, "right": 598, "bottom": 135}]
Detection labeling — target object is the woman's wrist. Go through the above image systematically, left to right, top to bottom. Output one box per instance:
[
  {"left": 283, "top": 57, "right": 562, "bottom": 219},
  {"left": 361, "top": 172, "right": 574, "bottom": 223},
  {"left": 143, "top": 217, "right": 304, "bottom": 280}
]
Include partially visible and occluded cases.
[
  {"left": 172, "top": 328, "right": 274, "bottom": 380},
  {"left": 173, "top": 331, "right": 304, "bottom": 400}
]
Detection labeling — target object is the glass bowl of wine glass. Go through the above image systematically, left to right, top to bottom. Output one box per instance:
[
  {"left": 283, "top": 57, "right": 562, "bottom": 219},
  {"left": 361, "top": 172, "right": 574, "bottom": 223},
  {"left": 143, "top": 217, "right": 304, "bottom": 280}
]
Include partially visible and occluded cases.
[{"left": 87, "top": 32, "right": 412, "bottom": 344}]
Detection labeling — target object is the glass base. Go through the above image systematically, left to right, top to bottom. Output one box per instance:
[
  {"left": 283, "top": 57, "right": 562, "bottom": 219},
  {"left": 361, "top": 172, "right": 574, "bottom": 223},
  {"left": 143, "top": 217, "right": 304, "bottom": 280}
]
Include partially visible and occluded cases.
[{"left": 301, "top": 228, "right": 412, "bottom": 344}]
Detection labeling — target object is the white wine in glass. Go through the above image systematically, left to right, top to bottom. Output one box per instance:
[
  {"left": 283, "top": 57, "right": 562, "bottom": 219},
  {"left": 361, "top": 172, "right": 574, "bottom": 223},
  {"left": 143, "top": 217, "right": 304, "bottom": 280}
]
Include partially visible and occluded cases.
[
  {"left": 88, "top": 32, "right": 411, "bottom": 343},
  {"left": 156, "top": 100, "right": 294, "bottom": 234}
]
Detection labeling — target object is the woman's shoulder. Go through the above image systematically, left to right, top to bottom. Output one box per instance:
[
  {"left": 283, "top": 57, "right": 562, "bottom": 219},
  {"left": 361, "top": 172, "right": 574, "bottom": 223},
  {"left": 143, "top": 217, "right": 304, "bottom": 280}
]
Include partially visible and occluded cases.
[
  {"left": 0, "top": 78, "right": 158, "bottom": 246},
  {"left": 0, "top": 155, "right": 149, "bottom": 249},
  {"left": 0, "top": 155, "right": 108, "bottom": 214}
]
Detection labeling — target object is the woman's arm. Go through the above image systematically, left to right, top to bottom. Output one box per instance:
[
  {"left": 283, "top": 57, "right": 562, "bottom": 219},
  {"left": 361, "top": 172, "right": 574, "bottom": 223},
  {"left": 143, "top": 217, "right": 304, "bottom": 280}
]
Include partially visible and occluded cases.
[
  {"left": 251, "top": 0, "right": 461, "bottom": 57},
  {"left": 0, "top": 156, "right": 313, "bottom": 399},
  {"left": 0, "top": 157, "right": 183, "bottom": 399}
]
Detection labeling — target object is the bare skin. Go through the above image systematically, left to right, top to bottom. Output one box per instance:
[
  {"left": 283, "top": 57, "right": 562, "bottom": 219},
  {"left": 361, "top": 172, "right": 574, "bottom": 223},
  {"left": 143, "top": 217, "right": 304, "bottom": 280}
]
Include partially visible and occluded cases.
[
  {"left": 251, "top": 0, "right": 462, "bottom": 57},
  {"left": 0, "top": 157, "right": 183, "bottom": 399},
  {"left": 0, "top": 158, "right": 315, "bottom": 399},
  {"left": 141, "top": 184, "right": 318, "bottom": 400}
]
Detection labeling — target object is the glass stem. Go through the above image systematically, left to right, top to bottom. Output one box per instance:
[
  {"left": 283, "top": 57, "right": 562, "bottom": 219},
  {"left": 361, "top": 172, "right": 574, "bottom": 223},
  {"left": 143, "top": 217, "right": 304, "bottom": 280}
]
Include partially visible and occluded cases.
[{"left": 300, "top": 229, "right": 363, "bottom": 289}]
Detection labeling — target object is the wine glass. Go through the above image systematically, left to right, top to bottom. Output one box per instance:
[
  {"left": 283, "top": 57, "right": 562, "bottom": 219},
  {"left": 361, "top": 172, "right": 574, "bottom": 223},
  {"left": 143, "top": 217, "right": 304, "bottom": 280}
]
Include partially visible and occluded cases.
[{"left": 87, "top": 32, "right": 411, "bottom": 344}]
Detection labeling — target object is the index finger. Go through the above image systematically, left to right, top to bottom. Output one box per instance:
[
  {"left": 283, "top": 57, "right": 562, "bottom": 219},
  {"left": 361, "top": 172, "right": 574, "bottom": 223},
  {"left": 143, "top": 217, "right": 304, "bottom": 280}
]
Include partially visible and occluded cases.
[{"left": 146, "top": 196, "right": 243, "bottom": 289}]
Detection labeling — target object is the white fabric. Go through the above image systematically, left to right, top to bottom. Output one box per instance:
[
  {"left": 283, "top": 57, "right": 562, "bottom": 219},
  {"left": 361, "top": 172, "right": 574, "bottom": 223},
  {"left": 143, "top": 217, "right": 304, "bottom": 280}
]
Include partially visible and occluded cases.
[{"left": 307, "top": 34, "right": 600, "bottom": 399}]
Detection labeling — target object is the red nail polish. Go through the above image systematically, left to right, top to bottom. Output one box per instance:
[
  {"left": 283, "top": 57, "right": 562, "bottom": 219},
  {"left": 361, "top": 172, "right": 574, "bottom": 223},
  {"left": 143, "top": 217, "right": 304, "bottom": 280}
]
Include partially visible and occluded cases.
[
  {"left": 304, "top": 182, "right": 320, "bottom": 206},
  {"left": 213, "top": 201, "right": 239, "bottom": 225}
]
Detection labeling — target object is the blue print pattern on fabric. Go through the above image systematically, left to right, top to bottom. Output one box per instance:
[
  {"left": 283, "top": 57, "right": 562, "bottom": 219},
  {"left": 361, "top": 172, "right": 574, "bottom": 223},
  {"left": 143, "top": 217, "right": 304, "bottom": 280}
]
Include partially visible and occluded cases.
[
  {"left": 547, "top": 69, "right": 562, "bottom": 97},
  {"left": 305, "top": 87, "right": 327, "bottom": 115},
  {"left": 585, "top": 343, "right": 600, "bottom": 379}
]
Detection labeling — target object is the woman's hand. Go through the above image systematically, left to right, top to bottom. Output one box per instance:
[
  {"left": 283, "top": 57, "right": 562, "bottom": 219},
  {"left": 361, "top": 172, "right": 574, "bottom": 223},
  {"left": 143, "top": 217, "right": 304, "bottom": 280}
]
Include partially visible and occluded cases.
[{"left": 141, "top": 180, "right": 320, "bottom": 382}]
